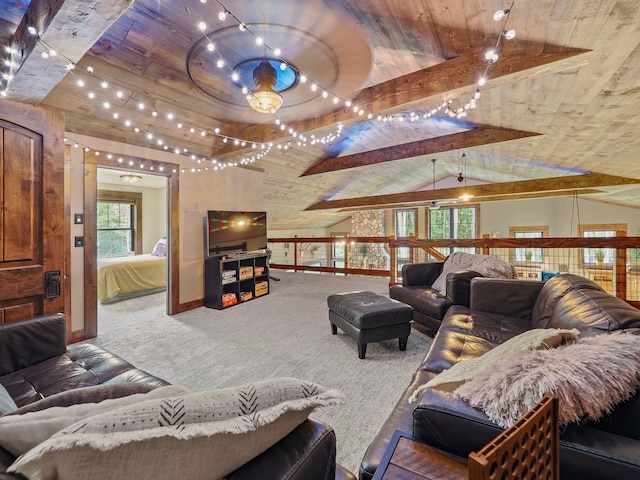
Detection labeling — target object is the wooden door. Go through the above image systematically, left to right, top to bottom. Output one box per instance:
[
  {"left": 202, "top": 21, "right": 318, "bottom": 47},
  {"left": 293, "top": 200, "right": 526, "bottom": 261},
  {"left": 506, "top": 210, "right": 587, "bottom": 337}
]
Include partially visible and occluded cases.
[{"left": 0, "top": 100, "right": 65, "bottom": 323}]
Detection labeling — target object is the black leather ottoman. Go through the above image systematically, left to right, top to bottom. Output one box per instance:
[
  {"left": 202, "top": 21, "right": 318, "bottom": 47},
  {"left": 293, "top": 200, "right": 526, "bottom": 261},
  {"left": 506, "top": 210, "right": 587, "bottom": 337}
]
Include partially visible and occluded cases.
[{"left": 327, "top": 291, "right": 413, "bottom": 359}]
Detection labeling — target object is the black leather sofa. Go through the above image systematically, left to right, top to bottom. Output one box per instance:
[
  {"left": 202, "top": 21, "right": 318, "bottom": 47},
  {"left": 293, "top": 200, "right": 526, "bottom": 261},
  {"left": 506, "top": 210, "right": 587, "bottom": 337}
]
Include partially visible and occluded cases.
[
  {"left": 389, "top": 261, "right": 482, "bottom": 336},
  {"left": 361, "top": 274, "right": 640, "bottom": 480},
  {"left": 0, "top": 313, "right": 354, "bottom": 480}
]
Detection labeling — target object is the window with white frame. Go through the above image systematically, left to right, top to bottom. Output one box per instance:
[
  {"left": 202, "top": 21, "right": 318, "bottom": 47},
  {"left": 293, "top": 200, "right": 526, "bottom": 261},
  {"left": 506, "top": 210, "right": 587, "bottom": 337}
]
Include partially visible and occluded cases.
[
  {"left": 394, "top": 209, "right": 417, "bottom": 262},
  {"left": 578, "top": 223, "right": 626, "bottom": 266},
  {"left": 509, "top": 226, "right": 549, "bottom": 264}
]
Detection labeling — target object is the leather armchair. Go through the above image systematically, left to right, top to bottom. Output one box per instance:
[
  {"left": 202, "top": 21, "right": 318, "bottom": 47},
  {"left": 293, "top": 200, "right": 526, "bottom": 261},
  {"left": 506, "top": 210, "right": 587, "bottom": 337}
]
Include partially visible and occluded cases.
[{"left": 389, "top": 262, "right": 482, "bottom": 336}]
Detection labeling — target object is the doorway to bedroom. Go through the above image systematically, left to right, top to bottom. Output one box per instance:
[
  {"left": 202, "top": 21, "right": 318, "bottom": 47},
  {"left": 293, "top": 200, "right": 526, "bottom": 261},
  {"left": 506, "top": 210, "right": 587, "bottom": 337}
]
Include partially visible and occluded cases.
[
  {"left": 82, "top": 150, "right": 180, "bottom": 339},
  {"left": 95, "top": 167, "right": 169, "bottom": 328}
]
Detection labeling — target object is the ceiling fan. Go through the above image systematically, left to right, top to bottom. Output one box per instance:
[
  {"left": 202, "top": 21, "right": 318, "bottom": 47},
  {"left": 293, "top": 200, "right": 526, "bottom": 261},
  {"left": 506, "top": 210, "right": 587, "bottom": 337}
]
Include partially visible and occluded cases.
[{"left": 428, "top": 155, "right": 475, "bottom": 210}]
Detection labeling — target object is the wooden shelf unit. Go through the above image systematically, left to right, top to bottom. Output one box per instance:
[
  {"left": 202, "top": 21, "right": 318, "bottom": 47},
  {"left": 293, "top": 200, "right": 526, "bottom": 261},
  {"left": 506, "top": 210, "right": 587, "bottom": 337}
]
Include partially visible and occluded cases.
[{"left": 204, "top": 253, "right": 270, "bottom": 309}]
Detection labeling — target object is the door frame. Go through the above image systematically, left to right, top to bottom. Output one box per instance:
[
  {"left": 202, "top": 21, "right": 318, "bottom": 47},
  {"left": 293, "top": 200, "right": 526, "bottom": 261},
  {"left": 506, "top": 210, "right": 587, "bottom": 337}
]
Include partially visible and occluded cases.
[{"left": 83, "top": 151, "right": 180, "bottom": 338}]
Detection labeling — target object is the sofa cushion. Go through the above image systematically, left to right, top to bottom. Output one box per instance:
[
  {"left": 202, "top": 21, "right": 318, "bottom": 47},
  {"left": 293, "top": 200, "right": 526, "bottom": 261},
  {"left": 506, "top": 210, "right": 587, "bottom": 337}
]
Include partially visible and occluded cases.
[
  {"left": 431, "top": 253, "right": 518, "bottom": 295},
  {"left": 431, "top": 261, "right": 474, "bottom": 294},
  {"left": 531, "top": 274, "right": 603, "bottom": 328},
  {"left": 389, "top": 285, "right": 451, "bottom": 319},
  {"left": 547, "top": 287, "right": 640, "bottom": 336},
  {"left": 419, "top": 306, "right": 533, "bottom": 375},
  {"left": 0, "top": 314, "right": 67, "bottom": 378},
  {"left": 414, "top": 328, "right": 579, "bottom": 396},
  {"left": 456, "top": 331, "right": 640, "bottom": 427},
  {"left": 0, "top": 343, "right": 169, "bottom": 408},
  {"left": 8, "top": 377, "right": 344, "bottom": 480},
  {"left": 12, "top": 383, "right": 157, "bottom": 415},
  {"left": 0, "top": 384, "right": 17, "bottom": 416},
  {"left": 0, "top": 385, "right": 190, "bottom": 457},
  {"left": 581, "top": 385, "right": 640, "bottom": 440}
]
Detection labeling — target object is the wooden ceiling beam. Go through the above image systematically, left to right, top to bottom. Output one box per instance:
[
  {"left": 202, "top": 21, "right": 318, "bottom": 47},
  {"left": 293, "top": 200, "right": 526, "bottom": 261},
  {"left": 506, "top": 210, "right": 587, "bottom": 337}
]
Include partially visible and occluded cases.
[
  {"left": 6, "top": 0, "right": 132, "bottom": 102},
  {"left": 219, "top": 48, "right": 591, "bottom": 153},
  {"left": 300, "top": 126, "right": 540, "bottom": 176},
  {"left": 305, "top": 173, "right": 640, "bottom": 211},
  {"left": 334, "top": 189, "right": 603, "bottom": 212}
]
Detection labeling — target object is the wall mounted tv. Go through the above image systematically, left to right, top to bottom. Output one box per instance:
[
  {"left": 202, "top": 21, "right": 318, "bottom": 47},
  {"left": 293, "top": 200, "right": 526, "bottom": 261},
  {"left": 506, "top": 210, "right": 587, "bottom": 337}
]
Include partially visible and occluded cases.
[{"left": 205, "top": 211, "right": 267, "bottom": 257}]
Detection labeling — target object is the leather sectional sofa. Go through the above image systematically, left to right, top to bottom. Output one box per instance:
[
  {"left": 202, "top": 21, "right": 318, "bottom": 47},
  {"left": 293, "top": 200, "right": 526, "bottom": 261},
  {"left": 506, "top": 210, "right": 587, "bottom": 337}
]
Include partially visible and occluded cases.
[
  {"left": 361, "top": 273, "right": 640, "bottom": 480},
  {"left": 0, "top": 313, "right": 354, "bottom": 480}
]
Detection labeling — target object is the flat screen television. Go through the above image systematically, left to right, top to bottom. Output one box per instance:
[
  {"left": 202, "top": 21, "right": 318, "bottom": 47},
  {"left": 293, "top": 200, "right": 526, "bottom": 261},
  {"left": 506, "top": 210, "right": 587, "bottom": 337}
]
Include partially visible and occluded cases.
[{"left": 205, "top": 210, "right": 267, "bottom": 257}]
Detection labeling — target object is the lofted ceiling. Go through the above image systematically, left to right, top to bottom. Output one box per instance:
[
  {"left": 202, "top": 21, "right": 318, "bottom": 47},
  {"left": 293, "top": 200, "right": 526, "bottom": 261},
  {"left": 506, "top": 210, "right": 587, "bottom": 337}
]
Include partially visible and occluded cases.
[{"left": 2, "top": 0, "right": 640, "bottom": 230}]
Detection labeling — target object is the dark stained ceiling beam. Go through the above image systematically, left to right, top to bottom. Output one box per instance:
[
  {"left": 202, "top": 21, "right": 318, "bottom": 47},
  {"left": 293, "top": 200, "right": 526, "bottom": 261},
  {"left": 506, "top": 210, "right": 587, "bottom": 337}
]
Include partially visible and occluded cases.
[
  {"left": 218, "top": 48, "right": 591, "bottom": 154},
  {"left": 300, "top": 126, "right": 541, "bottom": 176},
  {"left": 305, "top": 173, "right": 640, "bottom": 211}
]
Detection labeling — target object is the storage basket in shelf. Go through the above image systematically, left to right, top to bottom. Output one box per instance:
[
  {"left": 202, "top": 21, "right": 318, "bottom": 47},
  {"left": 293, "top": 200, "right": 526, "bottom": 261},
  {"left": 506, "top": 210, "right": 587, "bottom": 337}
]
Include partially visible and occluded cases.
[{"left": 255, "top": 281, "right": 269, "bottom": 297}]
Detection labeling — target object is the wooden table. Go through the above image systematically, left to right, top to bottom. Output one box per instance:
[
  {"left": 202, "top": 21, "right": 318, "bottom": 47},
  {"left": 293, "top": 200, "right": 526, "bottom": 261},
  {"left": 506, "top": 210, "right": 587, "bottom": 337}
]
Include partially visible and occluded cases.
[{"left": 372, "top": 431, "right": 468, "bottom": 480}]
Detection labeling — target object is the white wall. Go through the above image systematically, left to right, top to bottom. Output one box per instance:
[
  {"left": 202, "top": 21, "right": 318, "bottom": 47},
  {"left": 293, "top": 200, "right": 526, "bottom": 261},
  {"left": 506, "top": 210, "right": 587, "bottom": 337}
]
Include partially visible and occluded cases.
[
  {"left": 180, "top": 167, "right": 263, "bottom": 303},
  {"left": 480, "top": 197, "right": 640, "bottom": 237},
  {"left": 328, "top": 217, "right": 351, "bottom": 234}
]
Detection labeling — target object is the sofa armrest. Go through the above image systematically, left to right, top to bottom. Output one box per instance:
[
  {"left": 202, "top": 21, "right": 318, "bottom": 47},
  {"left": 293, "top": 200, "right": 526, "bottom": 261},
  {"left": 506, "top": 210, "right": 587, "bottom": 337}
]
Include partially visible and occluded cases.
[
  {"left": 401, "top": 262, "right": 443, "bottom": 287},
  {"left": 445, "top": 271, "right": 484, "bottom": 307},
  {"left": 469, "top": 278, "right": 544, "bottom": 320},
  {"left": 0, "top": 314, "right": 67, "bottom": 377},
  {"left": 412, "top": 387, "right": 499, "bottom": 457},
  {"left": 227, "top": 418, "right": 337, "bottom": 480}
]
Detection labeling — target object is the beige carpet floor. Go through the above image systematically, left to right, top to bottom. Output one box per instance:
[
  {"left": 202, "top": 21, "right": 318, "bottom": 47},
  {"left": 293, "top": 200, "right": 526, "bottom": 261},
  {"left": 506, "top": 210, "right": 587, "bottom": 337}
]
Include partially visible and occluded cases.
[{"left": 93, "top": 271, "right": 433, "bottom": 476}]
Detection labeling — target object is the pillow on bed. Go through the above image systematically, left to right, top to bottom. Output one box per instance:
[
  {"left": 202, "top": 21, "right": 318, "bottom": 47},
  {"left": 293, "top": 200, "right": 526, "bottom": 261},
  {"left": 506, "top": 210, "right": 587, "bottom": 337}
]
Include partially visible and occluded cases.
[{"left": 151, "top": 238, "right": 167, "bottom": 257}]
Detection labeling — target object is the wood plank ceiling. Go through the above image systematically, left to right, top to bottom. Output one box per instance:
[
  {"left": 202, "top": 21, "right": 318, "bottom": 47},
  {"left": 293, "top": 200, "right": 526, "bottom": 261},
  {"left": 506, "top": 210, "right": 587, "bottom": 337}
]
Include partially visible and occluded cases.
[{"left": 2, "top": 0, "right": 640, "bottom": 229}]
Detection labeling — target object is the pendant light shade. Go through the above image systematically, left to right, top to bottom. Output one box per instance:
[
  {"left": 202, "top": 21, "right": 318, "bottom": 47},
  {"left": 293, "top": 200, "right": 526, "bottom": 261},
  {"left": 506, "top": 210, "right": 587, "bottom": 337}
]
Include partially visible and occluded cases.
[{"left": 248, "top": 61, "right": 284, "bottom": 113}]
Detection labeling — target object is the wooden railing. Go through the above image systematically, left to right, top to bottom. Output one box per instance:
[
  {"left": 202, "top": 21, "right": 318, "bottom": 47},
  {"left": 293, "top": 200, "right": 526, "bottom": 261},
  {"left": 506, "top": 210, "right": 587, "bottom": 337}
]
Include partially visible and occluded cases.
[
  {"left": 268, "top": 234, "right": 640, "bottom": 306},
  {"left": 268, "top": 236, "right": 391, "bottom": 277}
]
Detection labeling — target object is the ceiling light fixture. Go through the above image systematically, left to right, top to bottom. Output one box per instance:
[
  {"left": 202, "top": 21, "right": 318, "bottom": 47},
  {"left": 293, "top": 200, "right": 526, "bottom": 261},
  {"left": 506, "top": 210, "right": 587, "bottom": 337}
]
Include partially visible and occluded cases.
[
  {"left": 248, "top": 60, "right": 283, "bottom": 113},
  {"left": 120, "top": 174, "right": 143, "bottom": 185}
]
